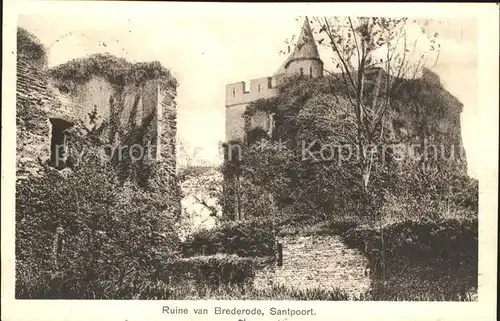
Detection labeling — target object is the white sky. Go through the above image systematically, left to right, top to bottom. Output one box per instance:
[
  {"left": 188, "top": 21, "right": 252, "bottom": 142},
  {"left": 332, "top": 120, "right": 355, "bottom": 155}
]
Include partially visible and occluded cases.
[{"left": 18, "top": 5, "right": 480, "bottom": 177}]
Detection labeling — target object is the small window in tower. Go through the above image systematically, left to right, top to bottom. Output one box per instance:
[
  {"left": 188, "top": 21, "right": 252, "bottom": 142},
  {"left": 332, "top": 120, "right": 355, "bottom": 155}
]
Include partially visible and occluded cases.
[
  {"left": 310, "top": 67, "right": 313, "bottom": 77},
  {"left": 300, "top": 68, "right": 303, "bottom": 76},
  {"left": 258, "top": 84, "right": 261, "bottom": 92},
  {"left": 232, "top": 88, "right": 235, "bottom": 97}
]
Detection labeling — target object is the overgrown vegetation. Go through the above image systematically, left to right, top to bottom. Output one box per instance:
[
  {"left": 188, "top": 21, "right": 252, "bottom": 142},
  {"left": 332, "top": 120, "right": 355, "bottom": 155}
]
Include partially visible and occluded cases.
[
  {"left": 17, "top": 18, "right": 478, "bottom": 301},
  {"left": 17, "top": 27, "right": 48, "bottom": 68},
  {"left": 221, "top": 38, "right": 477, "bottom": 300},
  {"left": 49, "top": 53, "right": 178, "bottom": 93},
  {"left": 15, "top": 155, "right": 181, "bottom": 299},
  {"left": 336, "top": 217, "right": 477, "bottom": 300},
  {"left": 182, "top": 218, "right": 275, "bottom": 258},
  {"left": 162, "top": 254, "right": 256, "bottom": 290}
]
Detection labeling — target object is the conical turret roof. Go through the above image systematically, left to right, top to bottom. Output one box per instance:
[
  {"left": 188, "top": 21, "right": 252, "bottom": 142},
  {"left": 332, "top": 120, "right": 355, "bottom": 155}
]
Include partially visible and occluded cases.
[
  {"left": 274, "top": 17, "right": 322, "bottom": 75},
  {"left": 289, "top": 17, "right": 320, "bottom": 61}
]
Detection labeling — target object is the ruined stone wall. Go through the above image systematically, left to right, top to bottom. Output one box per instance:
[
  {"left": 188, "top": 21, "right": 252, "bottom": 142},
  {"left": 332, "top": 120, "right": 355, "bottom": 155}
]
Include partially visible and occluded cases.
[
  {"left": 16, "top": 31, "right": 178, "bottom": 185},
  {"left": 284, "top": 58, "right": 323, "bottom": 78},
  {"left": 16, "top": 59, "right": 79, "bottom": 178},
  {"left": 43, "top": 74, "right": 178, "bottom": 182},
  {"left": 51, "top": 76, "right": 161, "bottom": 142},
  {"left": 56, "top": 76, "right": 114, "bottom": 129},
  {"left": 157, "top": 85, "right": 177, "bottom": 177},
  {"left": 225, "top": 104, "right": 274, "bottom": 142},
  {"left": 253, "top": 235, "right": 371, "bottom": 299}
]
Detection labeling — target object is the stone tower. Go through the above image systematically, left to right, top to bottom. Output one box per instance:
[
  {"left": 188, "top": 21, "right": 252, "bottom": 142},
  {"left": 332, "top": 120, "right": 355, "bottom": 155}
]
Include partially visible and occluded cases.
[
  {"left": 225, "top": 17, "right": 323, "bottom": 143},
  {"left": 223, "top": 18, "right": 323, "bottom": 220},
  {"left": 275, "top": 18, "right": 324, "bottom": 79}
]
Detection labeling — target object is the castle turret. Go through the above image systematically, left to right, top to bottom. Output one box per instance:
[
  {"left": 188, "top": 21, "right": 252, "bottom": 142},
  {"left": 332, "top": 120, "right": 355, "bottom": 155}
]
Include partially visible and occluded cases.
[
  {"left": 223, "top": 17, "right": 325, "bottom": 220},
  {"left": 225, "top": 17, "right": 324, "bottom": 142},
  {"left": 275, "top": 17, "right": 323, "bottom": 78}
]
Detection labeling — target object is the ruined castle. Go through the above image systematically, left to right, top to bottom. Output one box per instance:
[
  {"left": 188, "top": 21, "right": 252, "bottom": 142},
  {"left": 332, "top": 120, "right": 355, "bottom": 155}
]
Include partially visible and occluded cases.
[
  {"left": 222, "top": 18, "right": 324, "bottom": 220},
  {"left": 222, "top": 18, "right": 467, "bottom": 221},
  {"left": 225, "top": 18, "right": 323, "bottom": 142},
  {"left": 16, "top": 28, "right": 177, "bottom": 183}
]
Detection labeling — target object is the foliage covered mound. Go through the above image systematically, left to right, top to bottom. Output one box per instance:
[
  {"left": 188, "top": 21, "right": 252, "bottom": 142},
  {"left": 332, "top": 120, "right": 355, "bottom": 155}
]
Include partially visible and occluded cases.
[
  {"left": 17, "top": 27, "right": 48, "bottom": 68},
  {"left": 49, "top": 53, "right": 178, "bottom": 92},
  {"left": 222, "top": 65, "right": 478, "bottom": 300},
  {"left": 232, "top": 70, "right": 475, "bottom": 221},
  {"left": 15, "top": 155, "right": 181, "bottom": 299},
  {"left": 182, "top": 218, "right": 275, "bottom": 258},
  {"left": 339, "top": 218, "right": 477, "bottom": 300}
]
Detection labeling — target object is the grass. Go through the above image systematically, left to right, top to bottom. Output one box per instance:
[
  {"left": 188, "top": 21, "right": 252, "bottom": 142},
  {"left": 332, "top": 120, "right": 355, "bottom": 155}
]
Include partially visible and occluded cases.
[
  {"left": 18, "top": 278, "right": 476, "bottom": 300},
  {"left": 17, "top": 280, "right": 352, "bottom": 300},
  {"left": 163, "top": 283, "right": 352, "bottom": 300}
]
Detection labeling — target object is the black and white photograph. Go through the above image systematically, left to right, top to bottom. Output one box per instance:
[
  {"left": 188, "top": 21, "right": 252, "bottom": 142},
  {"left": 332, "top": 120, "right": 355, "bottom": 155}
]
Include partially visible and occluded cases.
[{"left": 2, "top": 1, "right": 498, "bottom": 320}]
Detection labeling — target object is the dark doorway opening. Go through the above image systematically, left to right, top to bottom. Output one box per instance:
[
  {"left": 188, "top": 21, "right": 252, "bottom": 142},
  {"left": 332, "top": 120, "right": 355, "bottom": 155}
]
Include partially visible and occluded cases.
[{"left": 49, "top": 118, "right": 73, "bottom": 169}]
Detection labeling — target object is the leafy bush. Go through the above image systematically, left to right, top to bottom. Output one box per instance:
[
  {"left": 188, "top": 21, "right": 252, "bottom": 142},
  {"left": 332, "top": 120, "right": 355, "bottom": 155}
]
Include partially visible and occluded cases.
[
  {"left": 15, "top": 156, "right": 180, "bottom": 299},
  {"left": 340, "top": 217, "right": 477, "bottom": 300},
  {"left": 182, "top": 218, "right": 275, "bottom": 258},
  {"left": 342, "top": 218, "right": 477, "bottom": 262}
]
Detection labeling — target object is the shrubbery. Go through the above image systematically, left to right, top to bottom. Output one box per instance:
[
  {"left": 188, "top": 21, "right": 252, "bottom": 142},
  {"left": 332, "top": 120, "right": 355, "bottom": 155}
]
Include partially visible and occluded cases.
[
  {"left": 49, "top": 53, "right": 178, "bottom": 92},
  {"left": 15, "top": 156, "right": 181, "bottom": 299},
  {"left": 16, "top": 157, "right": 278, "bottom": 299},
  {"left": 339, "top": 217, "right": 477, "bottom": 300},
  {"left": 182, "top": 218, "right": 275, "bottom": 258},
  {"left": 342, "top": 218, "right": 478, "bottom": 264},
  {"left": 161, "top": 254, "right": 256, "bottom": 289}
]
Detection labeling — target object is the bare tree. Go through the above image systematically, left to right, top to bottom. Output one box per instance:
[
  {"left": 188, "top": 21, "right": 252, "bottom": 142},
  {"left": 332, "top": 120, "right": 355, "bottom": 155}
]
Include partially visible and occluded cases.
[{"left": 303, "top": 17, "right": 440, "bottom": 192}]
